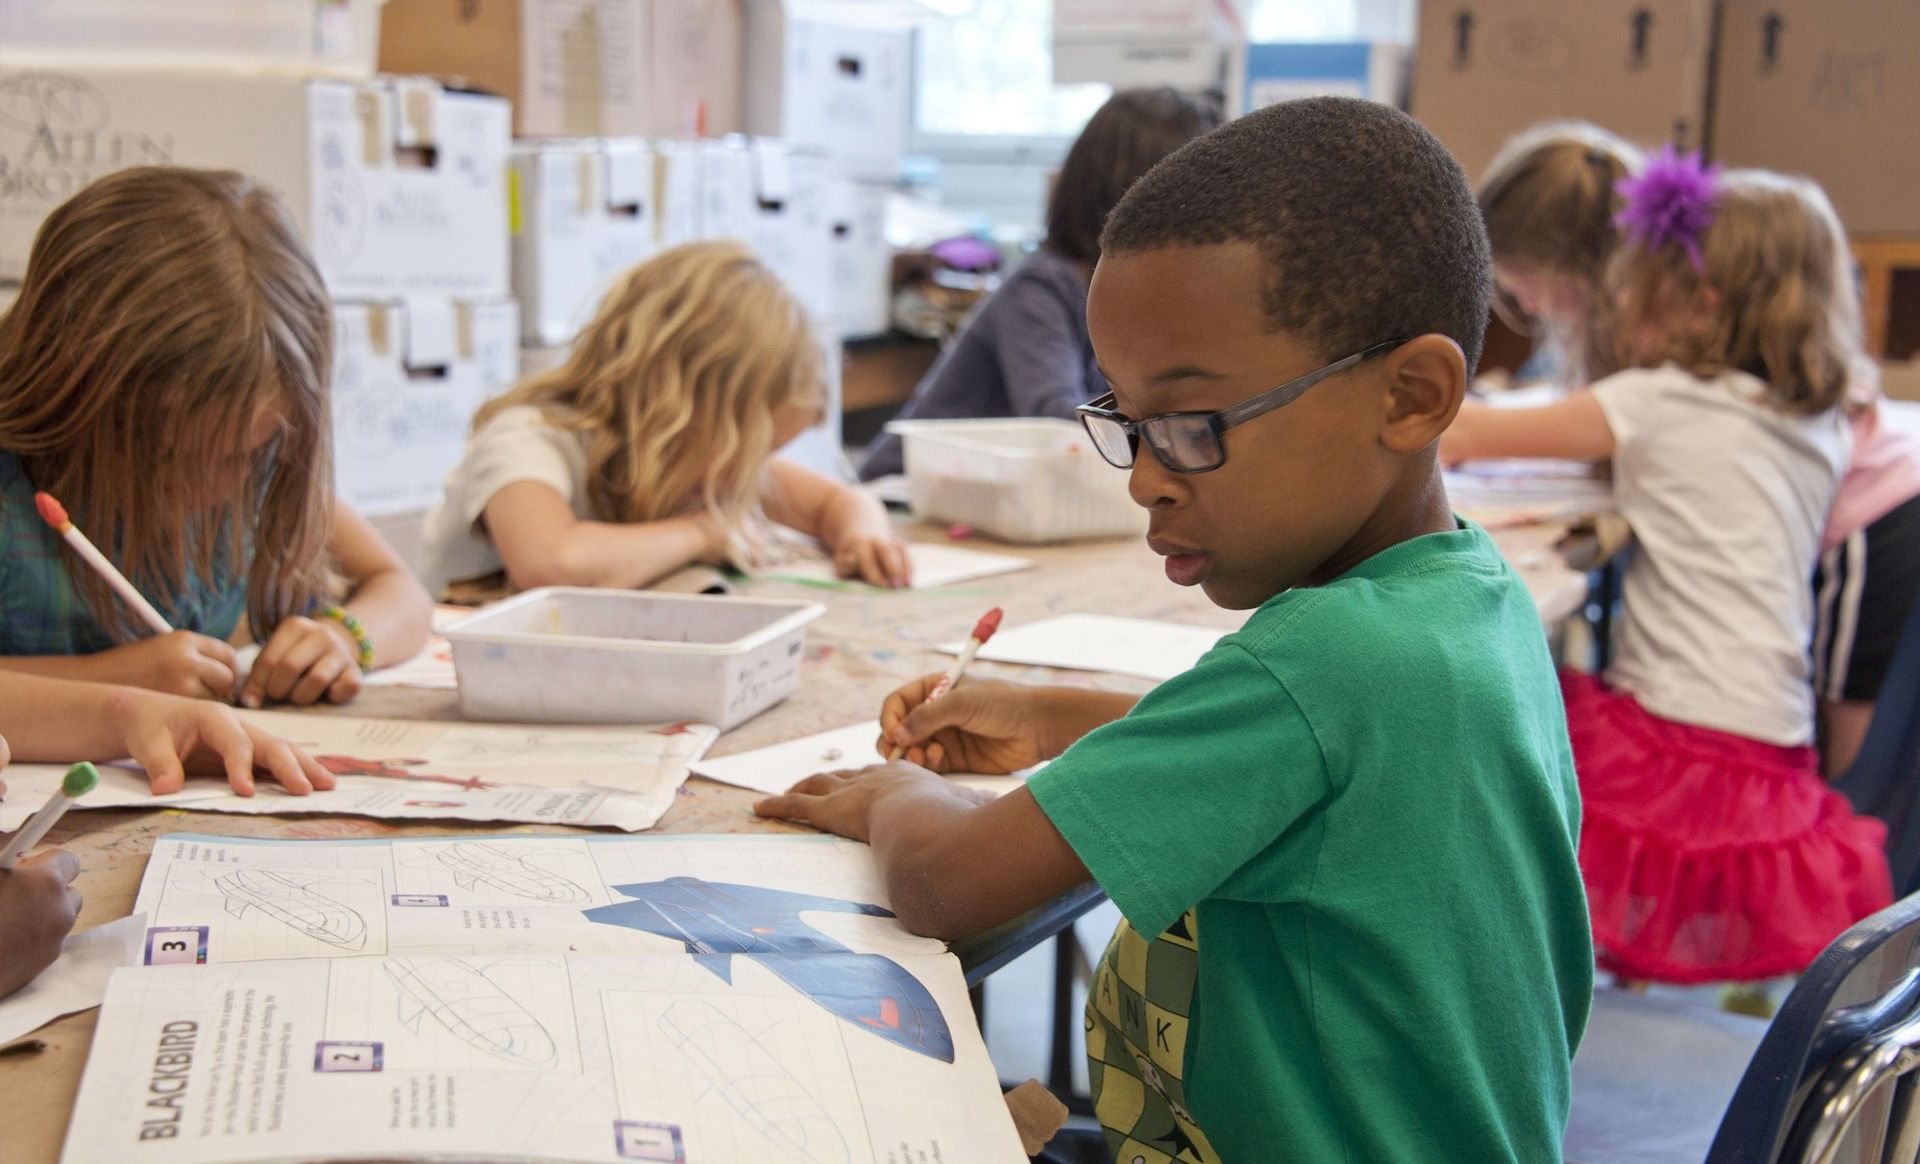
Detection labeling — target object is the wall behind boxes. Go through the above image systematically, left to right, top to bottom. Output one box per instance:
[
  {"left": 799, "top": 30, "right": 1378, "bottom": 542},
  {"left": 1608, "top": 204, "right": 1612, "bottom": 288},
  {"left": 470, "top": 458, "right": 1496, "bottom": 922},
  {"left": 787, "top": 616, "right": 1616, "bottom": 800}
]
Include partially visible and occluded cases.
[{"left": 1406, "top": 0, "right": 1920, "bottom": 376}]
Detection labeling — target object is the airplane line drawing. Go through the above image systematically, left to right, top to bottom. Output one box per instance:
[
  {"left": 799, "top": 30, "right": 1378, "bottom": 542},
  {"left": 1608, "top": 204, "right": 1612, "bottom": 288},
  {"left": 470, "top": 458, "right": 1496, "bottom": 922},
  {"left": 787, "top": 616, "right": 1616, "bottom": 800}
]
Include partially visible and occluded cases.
[
  {"left": 434, "top": 842, "right": 591, "bottom": 904},
  {"left": 214, "top": 869, "right": 368, "bottom": 950},
  {"left": 583, "top": 878, "right": 955, "bottom": 1062},
  {"left": 383, "top": 957, "right": 559, "bottom": 1066},
  {"left": 659, "top": 999, "right": 851, "bottom": 1164}
]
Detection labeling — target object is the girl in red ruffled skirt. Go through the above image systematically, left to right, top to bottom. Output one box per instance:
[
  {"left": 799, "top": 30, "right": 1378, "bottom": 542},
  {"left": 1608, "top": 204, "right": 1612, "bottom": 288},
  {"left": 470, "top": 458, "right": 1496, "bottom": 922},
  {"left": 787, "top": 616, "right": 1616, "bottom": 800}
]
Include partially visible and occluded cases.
[{"left": 1443, "top": 149, "right": 1893, "bottom": 982}]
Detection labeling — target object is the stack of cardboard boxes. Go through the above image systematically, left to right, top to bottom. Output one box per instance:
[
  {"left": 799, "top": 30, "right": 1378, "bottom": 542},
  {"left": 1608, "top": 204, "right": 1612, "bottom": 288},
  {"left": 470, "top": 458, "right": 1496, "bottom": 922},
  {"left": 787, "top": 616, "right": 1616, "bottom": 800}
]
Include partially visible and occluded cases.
[
  {"left": 381, "top": 0, "right": 911, "bottom": 479},
  {"left": 0, "top": 14, "right": 521, "bottom": 530}
]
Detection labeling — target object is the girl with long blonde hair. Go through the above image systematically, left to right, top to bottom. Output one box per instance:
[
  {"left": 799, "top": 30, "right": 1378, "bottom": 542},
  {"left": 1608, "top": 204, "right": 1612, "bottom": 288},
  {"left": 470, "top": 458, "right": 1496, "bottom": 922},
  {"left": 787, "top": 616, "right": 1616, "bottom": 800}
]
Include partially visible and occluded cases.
[
  {"left": 1476, "top": 120, "right": 1643, "bottom": 386},
  {"left": 1444, "top": 157, "right": 1892, "bottom": 984},
  {"left": 0, "top": 167, "right": 432, "bottom": 707},
  {"left": 422, "top": 241, "right": 908, "bottom": 594}
]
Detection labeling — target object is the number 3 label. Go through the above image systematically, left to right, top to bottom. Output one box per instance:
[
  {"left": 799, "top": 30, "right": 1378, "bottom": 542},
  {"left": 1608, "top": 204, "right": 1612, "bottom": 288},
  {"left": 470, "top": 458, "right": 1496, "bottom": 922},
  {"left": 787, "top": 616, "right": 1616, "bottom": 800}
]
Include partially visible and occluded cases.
[{"left": 143, "top": 926, "right": 209, "bottom": 966}]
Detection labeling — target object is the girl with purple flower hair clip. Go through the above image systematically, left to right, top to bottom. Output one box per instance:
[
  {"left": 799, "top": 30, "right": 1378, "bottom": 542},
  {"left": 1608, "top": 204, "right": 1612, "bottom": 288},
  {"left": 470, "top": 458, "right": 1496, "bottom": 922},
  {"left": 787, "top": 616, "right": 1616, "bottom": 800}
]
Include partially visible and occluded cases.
[
  {"left": 1613, "top": 145, "right": 1722, "bottom": 273},
  {"left": 1442, "top": 162, "right": 1894, "bottom": 987}
]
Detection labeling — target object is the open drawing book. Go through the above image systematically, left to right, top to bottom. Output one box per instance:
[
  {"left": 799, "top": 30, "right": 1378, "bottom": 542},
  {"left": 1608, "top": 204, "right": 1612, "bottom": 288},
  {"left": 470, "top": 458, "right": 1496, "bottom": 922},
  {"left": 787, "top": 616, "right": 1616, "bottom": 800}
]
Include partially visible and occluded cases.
[
  {"left": 0, "top": 713, "right": 720, "bottom": 834},
  {"left": 63, "top": 833, "right": 1026, "bottom": 1163}
]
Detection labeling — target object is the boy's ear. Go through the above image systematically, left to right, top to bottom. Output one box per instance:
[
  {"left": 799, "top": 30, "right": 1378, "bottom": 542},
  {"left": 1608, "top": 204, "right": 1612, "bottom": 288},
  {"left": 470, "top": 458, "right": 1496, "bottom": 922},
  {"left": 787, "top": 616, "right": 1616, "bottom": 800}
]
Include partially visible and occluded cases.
[{"left": 1377, "top": 334, "right": 1468, "bottom": 453}]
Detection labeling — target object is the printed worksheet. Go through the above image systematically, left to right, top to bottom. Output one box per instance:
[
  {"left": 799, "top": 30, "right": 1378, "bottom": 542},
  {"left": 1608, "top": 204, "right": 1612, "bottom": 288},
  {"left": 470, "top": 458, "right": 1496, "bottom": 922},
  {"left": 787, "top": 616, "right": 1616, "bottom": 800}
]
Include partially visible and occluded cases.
[
  {"left": 0, "top": 714, "right": 718, "bottom": 834},
  {"left": 67, "top": 834, "right": 1027, "bottom": 1163}
]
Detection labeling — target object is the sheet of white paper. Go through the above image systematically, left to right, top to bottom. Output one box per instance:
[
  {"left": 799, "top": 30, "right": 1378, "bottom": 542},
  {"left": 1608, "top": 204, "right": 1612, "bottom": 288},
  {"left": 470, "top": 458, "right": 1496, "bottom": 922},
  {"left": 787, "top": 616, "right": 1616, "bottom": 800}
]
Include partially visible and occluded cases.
[
  {"left": 1444, "top": 460, "right": 1613, "bottom": 511},
  {"left": 766, "top": 542, "right": 1033, "bottom": 590},
  {"left": 236, "top": 606, "right": 469, "bottom": 692},
  {"left": 943, "top": 613, "right": 1230, "bottom": 682},
  {"left": 359, "top": 636, "right": 457, "bottom": 688},
  {"left": 0, "top": 713, "right": 718, "bottom": 834},
  {"left": 691, "top": 721, "right": 886, "bottom": 795},
  {"left": 691, "top": 722, "right": 1039, "bottom": 799},
  {"left": 130, "top": 831, "right": 943, "bottom": 964},
  {"left": 74, "top": 833, "right": 1028, "bottom": 1162},
  {"left": 0, "top": 912, "right": 145, "bottom": 1045},
  {"left": 68, "top": 951, "right": 1023, "bottom": 1164}
]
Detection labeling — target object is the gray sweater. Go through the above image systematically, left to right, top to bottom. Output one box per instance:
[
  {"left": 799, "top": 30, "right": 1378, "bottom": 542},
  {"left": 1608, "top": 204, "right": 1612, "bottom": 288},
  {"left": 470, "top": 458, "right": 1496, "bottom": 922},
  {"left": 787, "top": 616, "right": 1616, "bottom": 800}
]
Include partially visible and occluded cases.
[{"left": 858, "top": 248, "right": 1101, "bottom": 480}]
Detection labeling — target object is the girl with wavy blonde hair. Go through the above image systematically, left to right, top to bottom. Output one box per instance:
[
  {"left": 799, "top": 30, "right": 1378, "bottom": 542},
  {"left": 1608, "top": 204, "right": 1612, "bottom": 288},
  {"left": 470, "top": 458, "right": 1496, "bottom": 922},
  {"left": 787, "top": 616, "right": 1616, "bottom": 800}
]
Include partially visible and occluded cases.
[
  {"left": 1477, "top": 120, "right": 1644, "bottom": 386},
  {"left": 1444, "top": 156, "right": 1892, "bottom": 984},
  {"left": 0, "top": 166, "right": 431, "bottom": 708},
  {"left": 422, "top": 241, "right": 908, "bottom": 594}
]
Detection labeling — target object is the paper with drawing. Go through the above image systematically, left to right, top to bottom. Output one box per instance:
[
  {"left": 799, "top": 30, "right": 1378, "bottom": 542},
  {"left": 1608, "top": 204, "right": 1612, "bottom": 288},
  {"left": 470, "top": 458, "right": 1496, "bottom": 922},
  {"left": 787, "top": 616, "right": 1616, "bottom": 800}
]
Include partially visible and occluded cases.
[
  {"left": 0, "top": 713, "right": 718, "bottom": 833},
  {"left": 691, "top": 721, "right": 1035, "bottom": 800},
  {"left": 62, "top": 833, "right": 1025, "bottom": 1163}
]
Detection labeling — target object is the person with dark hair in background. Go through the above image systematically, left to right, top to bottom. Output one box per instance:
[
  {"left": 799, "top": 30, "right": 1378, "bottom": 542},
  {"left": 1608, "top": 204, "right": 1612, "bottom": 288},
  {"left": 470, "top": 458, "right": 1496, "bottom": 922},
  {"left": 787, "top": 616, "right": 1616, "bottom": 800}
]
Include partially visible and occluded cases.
[{"left": 858, "top": 87, "right": 1222, "bottom": 480}]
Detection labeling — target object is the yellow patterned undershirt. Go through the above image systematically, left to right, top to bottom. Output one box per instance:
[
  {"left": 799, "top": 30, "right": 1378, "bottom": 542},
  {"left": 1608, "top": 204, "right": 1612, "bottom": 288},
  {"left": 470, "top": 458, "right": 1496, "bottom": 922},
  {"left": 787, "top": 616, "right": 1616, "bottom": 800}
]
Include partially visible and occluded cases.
[{"left": 1085, "top": 910, "right": 1220, "bottom": 1164}]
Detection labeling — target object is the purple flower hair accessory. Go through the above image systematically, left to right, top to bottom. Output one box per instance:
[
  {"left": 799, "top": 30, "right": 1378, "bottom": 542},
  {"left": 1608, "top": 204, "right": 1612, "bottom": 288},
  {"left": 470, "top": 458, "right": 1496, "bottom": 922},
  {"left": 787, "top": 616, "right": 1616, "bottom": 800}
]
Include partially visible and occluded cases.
[{"left": 1614, "top": 145, "right": 1722, "bottom": 273}]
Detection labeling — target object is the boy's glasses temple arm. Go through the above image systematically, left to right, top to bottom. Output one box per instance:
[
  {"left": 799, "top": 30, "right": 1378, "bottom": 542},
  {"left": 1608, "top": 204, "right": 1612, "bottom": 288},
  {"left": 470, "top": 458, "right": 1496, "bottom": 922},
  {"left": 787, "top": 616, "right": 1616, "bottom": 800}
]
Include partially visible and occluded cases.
[{"left": 1078, "top": 338, "right": 1407, "bottom": 432}]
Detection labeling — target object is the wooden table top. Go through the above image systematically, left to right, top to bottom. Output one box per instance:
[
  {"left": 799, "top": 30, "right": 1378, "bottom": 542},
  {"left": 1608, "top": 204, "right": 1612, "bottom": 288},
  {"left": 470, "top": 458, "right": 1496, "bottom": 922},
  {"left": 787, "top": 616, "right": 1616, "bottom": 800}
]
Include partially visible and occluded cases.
[{"left": 0, "top": 519, "right": 1589, "bottom": 1164}]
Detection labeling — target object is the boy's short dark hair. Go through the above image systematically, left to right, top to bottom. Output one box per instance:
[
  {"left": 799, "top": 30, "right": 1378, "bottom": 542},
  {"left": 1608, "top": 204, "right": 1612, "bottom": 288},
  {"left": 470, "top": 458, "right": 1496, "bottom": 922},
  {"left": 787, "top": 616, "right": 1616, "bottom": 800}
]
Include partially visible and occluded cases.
[{"left": 1101, "top": 96, "right": 1493, "bottom": 373}]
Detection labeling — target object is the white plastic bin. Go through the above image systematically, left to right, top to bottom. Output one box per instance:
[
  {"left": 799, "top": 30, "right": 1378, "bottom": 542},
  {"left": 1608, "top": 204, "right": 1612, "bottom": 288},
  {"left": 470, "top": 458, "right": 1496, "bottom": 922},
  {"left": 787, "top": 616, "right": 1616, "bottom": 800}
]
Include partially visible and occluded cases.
[
  {"left": 889, "top": 417, "right": 1148, "bottom": 543},
  {"left": 442, "top": 589, "right": 825, "bottom": 731}
]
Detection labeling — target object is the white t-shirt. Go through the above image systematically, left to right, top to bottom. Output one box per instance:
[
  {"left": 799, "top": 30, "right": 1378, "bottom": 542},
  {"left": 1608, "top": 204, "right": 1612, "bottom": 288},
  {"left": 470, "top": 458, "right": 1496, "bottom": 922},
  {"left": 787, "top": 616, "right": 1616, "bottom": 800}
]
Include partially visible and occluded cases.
[
  {"left": 1591, "top": 365, "right": 1849, "bottom": 746},
  {"left": 419, "top": 405, "right": 593, "bottom": 594}
]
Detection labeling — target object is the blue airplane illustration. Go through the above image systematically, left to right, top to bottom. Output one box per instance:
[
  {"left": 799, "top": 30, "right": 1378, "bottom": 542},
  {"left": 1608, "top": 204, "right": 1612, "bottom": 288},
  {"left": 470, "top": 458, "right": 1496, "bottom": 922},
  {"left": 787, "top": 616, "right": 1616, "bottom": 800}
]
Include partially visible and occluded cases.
[{"left": 583, "top": 877, "right": 955, "bottom": 1063}]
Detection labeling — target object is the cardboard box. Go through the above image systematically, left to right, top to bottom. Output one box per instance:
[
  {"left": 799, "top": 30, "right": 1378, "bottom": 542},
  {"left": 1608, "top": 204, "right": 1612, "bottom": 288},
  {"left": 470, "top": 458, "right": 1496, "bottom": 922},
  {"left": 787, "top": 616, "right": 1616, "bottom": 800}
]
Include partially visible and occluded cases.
[
  {"left": 0, "top": 0, "right": 384, "bottom": 76},
  {"left": 380, "top": 0, "right": 646, "bottom": 137},
  {"left": 380, "top": 0, "right": 741, "bottom": 138},
  {"left": 647, "top": 0, "right": 744, "bottom": 138},
  {"left": 1052, "top": 0, "right": 1248, "bottom": 90},
  {"left": 1410, "top": 0, "right": 1713, "bottom": 181},
  {"left": 1712, "top": 0, "right": 1920, "bottom": 234},
  {"left": 744, "top": 1, "right": 911, "bottom": 181},
  {"left": 1230, "top": 41, "right": 1407, "bottom": 115},
  {"left": 0, "top": 66, "right": 510, "bottom": 296},
  {"left": 697, "top": 136, "right": 759, "bottom": 245},
  {"left": 511, "top": 138, "right": 658, "bottom": 345},
  {"left": 651, "top": 138, "right": 705, "bottom": 246},
  {"left": 750, "top": 140, "right": 833, "bottom": 324},
  {"left": 827, "top": 178, "right": 889, "bottom": 339},
  {"left": 332, "top": 296, "right": 519, "bottom": 515},
  {"left": 1883, "top": 360, "right": 1920, "bottom": 405}
]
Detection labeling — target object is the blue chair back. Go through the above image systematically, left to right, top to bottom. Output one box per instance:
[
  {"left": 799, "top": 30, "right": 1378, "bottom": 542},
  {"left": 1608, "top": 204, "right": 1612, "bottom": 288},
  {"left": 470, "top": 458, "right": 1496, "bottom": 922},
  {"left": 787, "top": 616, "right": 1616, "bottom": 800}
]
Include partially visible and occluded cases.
[
  {"left": 1837, "top": 586, "right": 1920, "bottom": 897},
  {"left": 1707, "top": 891, "right": 1920, "bottom": 1162}
]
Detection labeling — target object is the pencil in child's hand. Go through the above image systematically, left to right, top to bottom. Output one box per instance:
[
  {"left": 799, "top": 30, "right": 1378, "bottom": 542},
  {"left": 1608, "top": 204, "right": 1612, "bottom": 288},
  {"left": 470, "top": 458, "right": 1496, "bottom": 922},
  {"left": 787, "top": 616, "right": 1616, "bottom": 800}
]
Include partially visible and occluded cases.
[
  {"left": 35, "top": 492, "right": 174, "bottom": 636},
  {"left": 889, "top": 607, "right": 1004, "bottom": 761},
  {"left": 0, "top": 763, "right": 98, "bottom": 870}
]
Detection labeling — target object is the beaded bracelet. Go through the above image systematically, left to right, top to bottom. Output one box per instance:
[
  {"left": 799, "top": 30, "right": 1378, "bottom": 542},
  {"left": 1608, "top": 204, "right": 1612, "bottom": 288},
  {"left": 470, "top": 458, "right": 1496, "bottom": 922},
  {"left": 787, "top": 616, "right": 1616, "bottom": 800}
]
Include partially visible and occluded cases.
[{"left": 316, "top": 605, "right": 375, "bottom": 669}]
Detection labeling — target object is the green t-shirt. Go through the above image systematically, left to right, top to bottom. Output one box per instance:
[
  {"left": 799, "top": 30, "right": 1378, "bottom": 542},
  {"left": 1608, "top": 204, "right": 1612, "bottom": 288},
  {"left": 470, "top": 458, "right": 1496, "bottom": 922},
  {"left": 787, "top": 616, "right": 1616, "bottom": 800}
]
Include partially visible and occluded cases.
[{"left": 1028, "top": 522, "right": 1592, "bottom": 1163}]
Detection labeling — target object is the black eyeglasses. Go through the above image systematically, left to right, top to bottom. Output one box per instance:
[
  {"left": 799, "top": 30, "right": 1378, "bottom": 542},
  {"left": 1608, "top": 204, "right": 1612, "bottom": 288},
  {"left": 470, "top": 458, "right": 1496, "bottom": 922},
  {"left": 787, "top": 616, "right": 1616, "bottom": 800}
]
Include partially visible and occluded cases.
[{"left": 1075, "top": 339, "right": 1405, "bottom": 474}]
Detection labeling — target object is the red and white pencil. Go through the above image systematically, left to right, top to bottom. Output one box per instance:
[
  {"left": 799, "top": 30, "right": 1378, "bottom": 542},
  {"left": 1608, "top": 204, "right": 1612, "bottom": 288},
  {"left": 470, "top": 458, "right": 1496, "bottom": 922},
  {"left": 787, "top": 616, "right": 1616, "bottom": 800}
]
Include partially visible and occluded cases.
[
  {"left": 35, "top": 492, "right": 174, "bottom": 636},
  {"left": 890, "top": 606, "right": 1004, "bottom": 761}
]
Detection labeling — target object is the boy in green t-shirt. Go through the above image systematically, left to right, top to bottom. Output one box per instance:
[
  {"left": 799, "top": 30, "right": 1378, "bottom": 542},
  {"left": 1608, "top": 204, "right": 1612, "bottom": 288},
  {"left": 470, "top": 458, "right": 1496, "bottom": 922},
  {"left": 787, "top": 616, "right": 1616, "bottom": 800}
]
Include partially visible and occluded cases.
[{"left": 756, "top": 97, "right": 1592, "bottom": 1163}]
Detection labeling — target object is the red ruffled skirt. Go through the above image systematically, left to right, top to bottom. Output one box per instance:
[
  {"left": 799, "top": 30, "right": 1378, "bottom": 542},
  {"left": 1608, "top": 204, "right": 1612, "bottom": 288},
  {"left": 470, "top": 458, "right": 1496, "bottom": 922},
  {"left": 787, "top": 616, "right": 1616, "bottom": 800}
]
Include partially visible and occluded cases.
[{"left": 1562, "top": 671, "right": 1893, "bottom": 983}]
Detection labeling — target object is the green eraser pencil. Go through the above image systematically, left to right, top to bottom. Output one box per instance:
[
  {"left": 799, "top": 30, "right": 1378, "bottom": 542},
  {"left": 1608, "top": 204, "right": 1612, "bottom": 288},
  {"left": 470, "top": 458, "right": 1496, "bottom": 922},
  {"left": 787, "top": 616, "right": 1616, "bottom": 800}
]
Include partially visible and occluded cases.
[{"left": 0, "top": 763, "right": 98, "bottom": 870}]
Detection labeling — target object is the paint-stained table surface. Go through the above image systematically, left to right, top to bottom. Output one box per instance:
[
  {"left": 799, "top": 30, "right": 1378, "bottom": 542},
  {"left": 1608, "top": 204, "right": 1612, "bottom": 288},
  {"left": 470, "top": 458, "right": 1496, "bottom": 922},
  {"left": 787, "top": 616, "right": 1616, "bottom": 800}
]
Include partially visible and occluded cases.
[{"left": 0, "top": 519, "right": 1588, "bottom": 1163}]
